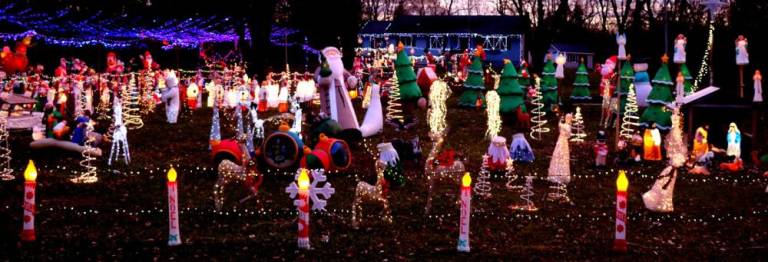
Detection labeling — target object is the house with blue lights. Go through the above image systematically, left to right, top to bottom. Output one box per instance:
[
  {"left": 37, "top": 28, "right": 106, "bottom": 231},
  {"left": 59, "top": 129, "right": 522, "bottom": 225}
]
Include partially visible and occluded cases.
[{"left": 358, "top": 16, "right": 529, "bottom": 66}]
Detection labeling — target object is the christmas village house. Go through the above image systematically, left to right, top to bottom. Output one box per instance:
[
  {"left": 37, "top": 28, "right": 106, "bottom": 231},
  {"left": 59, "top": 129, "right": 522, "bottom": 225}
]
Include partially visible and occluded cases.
[{"left": 358, "top": 15, "right": 529, "bottom": 67}]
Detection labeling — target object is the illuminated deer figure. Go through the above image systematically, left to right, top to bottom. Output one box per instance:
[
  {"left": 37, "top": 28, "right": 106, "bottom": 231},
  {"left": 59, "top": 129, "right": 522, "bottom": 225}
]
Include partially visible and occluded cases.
[
  {"left": 214, "top": 132, "right": 262, "bottom": 210},
  {"left": 351, "top": 159, "right": 392, "bottom": 229}
]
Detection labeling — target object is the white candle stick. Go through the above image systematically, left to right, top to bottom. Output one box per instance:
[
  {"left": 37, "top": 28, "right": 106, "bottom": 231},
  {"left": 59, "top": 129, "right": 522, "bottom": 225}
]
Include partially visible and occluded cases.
[
  {"left": 167, "top": 167, "right": 181, "bottom": 246},
  {"left": 458, "top": 172, "right": 472, "bottom": 252}
]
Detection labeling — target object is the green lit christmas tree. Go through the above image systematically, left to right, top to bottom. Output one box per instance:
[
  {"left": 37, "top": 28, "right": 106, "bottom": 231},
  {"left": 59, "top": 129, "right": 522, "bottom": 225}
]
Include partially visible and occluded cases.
[
  {"left": 394, "top": 44, "right": 422, "bottom": 101},
  {"left": 458, "top": 54, "right": 486, "bottom": 107},
  {"left": 540, "top": 54, "right": 558, "bottom": 111},
  {"left": 640, "top": 55, "right": 673, "bottom": 130},
  {"left": 570, "top": 58, "right": 591, "bottom": 101},
  {"left": 496, "top": 59, "right": 526, "bottom": 113},
  {"left": 617, "top": 59, "right": 635, "bottom": 110},
  {"left": 678, "top": 63, "right": 694, "bottom": 95}
]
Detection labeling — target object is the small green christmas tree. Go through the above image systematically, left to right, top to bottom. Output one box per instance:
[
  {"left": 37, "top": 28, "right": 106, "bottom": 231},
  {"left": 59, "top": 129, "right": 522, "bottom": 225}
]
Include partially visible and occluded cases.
[
  {"left": 394, "top": 44, "right": 422, "bottom": 101},
  {"left": 540, "top": 54, "right": 558, "bottom": 111},
  {"left": 458, "top": 55, "right": 486, "bottom": 107},
  {"left": 640, "top": 55, "right": 673, "bottom": 130},
  {"left": 570, "top": 58, "right": 591, "bottom": 101},
  {"left": 496, "top": 59, "right": 526, "bottom": 113},
  {"left": 617, "top": 60, "right": 635, "bottom": 110},
  {"left": 678, "top": 63, "right": 694, "bottom": 95}
]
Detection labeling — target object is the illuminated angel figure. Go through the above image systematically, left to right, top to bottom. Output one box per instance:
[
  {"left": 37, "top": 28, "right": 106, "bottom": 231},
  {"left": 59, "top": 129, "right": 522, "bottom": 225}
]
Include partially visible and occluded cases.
[
  {"left": 673, "top": 34, "right": 687, "bottom": 64},
  {"left": 735, "top": 35, "right": 749, "bottom": 65},
  {"left": 547, "top": 113, "right": 572, "bottom": 185}
]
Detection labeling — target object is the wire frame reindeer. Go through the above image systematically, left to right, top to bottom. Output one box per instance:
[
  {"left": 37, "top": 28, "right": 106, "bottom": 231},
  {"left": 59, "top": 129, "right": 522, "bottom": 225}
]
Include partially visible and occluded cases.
[
  {"left": 214, "top": 131, "right": 263, "bottom": 210},
  {"left": 424, "top": 131, "right": 465, "bottom": 214},
  {"left": 351, "top": 160, "right": 392, "bottom": 229}
]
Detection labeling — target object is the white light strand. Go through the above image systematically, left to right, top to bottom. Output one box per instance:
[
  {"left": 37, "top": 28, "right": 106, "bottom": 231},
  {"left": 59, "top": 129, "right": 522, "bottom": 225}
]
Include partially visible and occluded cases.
[
  {"left": 693, "top": 22, "right": 715, "bottom": 91},
  {"left": 385, "top": 74, "right": 403, "bottom": 124},
  {"left": 123, "top": 75, "right": 144, "bottom": 129},
  {"left": 529, "top": 77, "right": 550, "bottom": 140},
  {"left": 621, "top": 84, "right": 640, "bottom": 139},
  {"left": 485, "top": 89, "right": 502, "bottom": 140},
  {"left": 569, "top": 107, "right": 587, "bottom": 143},
  {"left": 0, "top": 116, "right": 13, "bottom": 181},
  {"left": 71, "top": 121, "right": 98, "bottom": 183},
  {"left": 473, "top": 155, "right": 493, "bottom": 198},
  {"left": 509, "top": 175, "right": 538, "bottom": 211}
]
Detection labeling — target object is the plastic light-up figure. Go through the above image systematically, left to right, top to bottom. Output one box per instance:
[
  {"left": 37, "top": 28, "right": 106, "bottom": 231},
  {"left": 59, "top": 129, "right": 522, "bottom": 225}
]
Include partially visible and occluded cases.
[
  {"left": 109, "top": 99, "right": 130, "bottom": 165},
  {"left": 726, "top": 122, "right": 741, "bottom": 159}
]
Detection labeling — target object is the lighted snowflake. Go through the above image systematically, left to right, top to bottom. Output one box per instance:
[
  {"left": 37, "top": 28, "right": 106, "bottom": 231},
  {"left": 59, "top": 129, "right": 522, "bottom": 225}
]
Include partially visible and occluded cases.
[{"left": 285, "top": 169, "right": 335, "bottom": 211}]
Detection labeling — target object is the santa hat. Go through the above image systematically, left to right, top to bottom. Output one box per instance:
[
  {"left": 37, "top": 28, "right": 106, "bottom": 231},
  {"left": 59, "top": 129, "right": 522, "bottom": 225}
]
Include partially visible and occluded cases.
[{"left": 605, "top": 56, "right": 618, "bottom": 66}]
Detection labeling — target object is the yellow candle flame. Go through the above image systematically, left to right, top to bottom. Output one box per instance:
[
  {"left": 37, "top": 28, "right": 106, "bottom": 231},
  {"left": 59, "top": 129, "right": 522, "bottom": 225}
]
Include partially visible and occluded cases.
[
  {"left": 24, "top": 160, "right": 37, "bottom": 181},
  {"left": 167, "top": 167, "right": 177, "bottom": 182},
  {"left": 298, "top": 169, "right": 310, "bottom": 190},
  {"left": 616, "top": 170, "right": 628, "bottom": 192},
  {"left": 462, "top": 172, "right": 472, "bottom": 187}
]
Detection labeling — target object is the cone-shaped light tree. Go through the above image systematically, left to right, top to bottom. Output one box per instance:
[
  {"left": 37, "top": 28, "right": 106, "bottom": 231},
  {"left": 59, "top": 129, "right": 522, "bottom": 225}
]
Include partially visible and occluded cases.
[
  {"left": 395, "top": 43, "right": 422, "bottom": 102},
  {"left": 458, "top": 51, "right": 486, "bottom": 108},
  {"left": 541, "top": 53, "right": 558, "bottom": 111},
  {"left": 640, "top": 55, "right": 674, "bottom": 130},
  {"left": 570, "top": 58, "right": 591, "bottom": 101},
  {"left": 497, "top": 59, "right": 526, "bottom": 114},
  {"left": 617, "top": 59, "right": 635, "bottom": 110},
  {"left": 678, "top": 63, "right": 694, "bottom": 95}
]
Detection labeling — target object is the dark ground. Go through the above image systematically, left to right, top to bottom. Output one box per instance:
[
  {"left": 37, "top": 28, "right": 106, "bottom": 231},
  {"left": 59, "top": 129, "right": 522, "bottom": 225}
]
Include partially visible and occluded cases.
[{"left": 0, "top": 95, "right": 767, "bottom": 261}]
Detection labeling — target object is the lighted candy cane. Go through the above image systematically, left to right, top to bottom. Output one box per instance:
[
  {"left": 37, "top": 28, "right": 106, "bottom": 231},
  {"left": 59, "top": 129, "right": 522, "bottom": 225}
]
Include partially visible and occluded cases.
[{"left": 285, "top": 169, "right": 335, "bottom": 250}]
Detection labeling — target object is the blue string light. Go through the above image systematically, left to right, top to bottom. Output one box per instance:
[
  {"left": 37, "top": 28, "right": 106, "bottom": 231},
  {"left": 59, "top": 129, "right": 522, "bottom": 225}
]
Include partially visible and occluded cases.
[{"left": 0, "top": 4, "right": 319, "bottom": 53}]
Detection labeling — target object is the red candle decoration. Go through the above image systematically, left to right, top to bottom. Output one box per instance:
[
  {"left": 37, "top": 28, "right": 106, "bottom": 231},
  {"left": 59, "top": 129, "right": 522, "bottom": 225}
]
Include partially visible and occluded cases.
[
  {"left": 22, "top": 160, "right": 37, "bottom": 242},
  {"left": 167, "top": 167, "right": 181, "bottom": 246},
  {"left": 297, "top": 169, "right": 310, "bottom": 249},
  {"left": 613, "top": 170, "right": 629, "bottom": 253},
  {"left": 458, "top": 172, "right": 471, "bottom": 252}
]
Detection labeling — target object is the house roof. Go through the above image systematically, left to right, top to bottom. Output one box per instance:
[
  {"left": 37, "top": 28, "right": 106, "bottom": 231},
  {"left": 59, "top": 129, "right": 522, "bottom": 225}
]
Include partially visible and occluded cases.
[
  {"left": 361, "top": 16, "right": 528, "bottom": 36},
  {"left": 550, "top": 43, "right": 593, "bottom": 54},
  {"left": 685, "top": 86, "right": 754, "bottom": 106}
]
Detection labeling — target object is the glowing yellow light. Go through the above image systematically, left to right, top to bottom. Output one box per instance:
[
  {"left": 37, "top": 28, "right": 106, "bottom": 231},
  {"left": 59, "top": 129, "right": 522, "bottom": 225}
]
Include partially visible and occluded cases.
[
  {"left": 427, "top": 80, "right": 450, "bottom": 134},
  {"left": 349, "top": 89, "right": 358, "bottom": 99},
  {"left": 485, "top": 90, "right": 501, "bottom": 139},
  {"left": 24, "top": 160, "right": 37, "bottom": 181},
  {"left": 167, "top": 167, "right": 177, "bottom": 182},
  {"left": 298, "top": 169, "right": 310, "bottom": 190},
  {"left": 616, "top": 170, "right": 629, "bottom": 192},
  {"left": 462, "top": 172, "right": 472, "bottom": 187}
]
